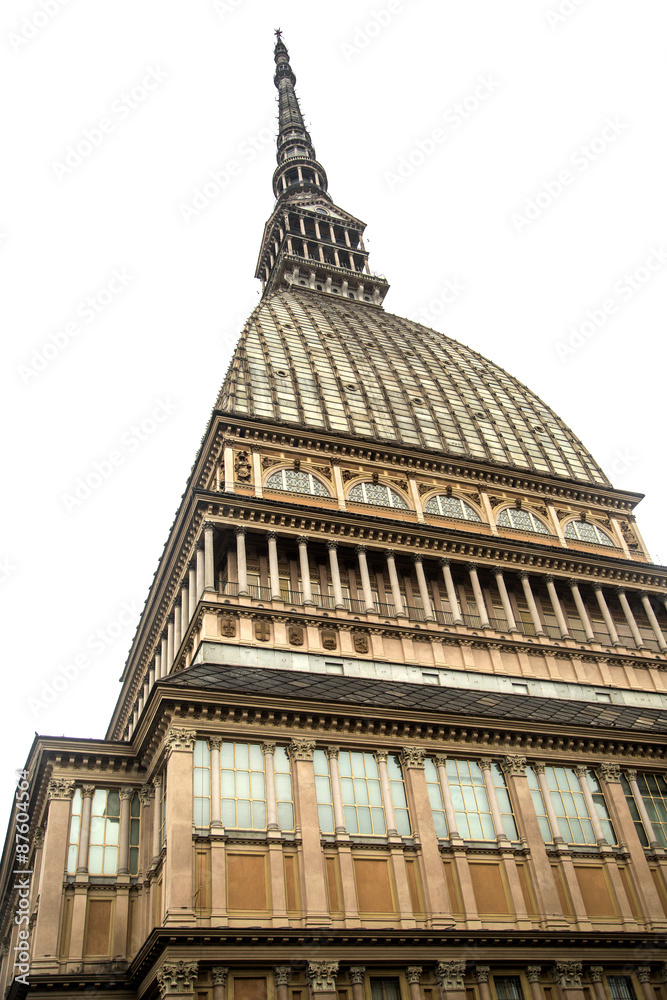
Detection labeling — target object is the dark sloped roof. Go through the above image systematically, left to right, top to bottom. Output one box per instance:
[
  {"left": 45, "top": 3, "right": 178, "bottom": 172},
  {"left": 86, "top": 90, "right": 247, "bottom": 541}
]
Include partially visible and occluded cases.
[{"left": 164, "top": 662, "right": 667, "bottom": 734}]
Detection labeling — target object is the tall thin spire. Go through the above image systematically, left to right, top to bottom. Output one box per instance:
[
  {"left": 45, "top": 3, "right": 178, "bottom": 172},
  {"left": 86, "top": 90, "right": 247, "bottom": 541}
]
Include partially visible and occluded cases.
[{"left": 255, "top": 33, "right": 389, "bottom": 305}]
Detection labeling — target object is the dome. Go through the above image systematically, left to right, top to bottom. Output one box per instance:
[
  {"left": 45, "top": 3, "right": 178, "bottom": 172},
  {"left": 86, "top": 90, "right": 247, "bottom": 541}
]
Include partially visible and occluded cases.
[{"left": 218, "top": 288, "right": 608, "bottom": 486}]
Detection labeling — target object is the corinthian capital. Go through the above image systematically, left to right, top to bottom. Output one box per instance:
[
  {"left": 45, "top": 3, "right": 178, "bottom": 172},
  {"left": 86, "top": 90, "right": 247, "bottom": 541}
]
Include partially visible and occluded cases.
[{"left": 164, "top": 727, "right": 198, "bottom": 754}]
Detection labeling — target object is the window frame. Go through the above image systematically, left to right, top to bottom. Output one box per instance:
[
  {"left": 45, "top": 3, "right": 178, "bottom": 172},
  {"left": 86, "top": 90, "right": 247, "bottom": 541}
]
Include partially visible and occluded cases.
[{"left": 347, "top": 480, "right": 410, "bottom": 510}]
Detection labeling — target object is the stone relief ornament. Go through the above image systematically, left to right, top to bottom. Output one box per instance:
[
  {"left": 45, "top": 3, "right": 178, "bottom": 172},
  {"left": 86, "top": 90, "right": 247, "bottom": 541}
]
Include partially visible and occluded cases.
[
  {"left": 235, "top": 450, "right": 252, "bottom": 482},
  {"left": 621, "top": 520, "right": 639, "bottom": 548},
  {"left": 220, "top": 616, "right": 237, "bottom": 638},
  {"left": 255, "top": 621, "right": 271, "bottom": 642},
  {"left": 288, "top": 625, "right": 304, "bottom": 646},
  {"left": 321, "top": 629, "right": 338, "bottom": 650},
  {"left": 353, "top": 633, "right": 369, "bottom": 654},
  {"left": 164, "top": 727, "right": 198, "bottom": 753},
  {"left": 288, "top": 738, "right": 316, "bottom": 761},
  {"left": 400, "top": 747, "right": 426, "bottom": 769},
  {"left": 501, "top": 755, "right": 527, "bottom": 777},
  {"left": 598, "top": 762, "right": 621, "bottom": 782},
  {"left": 47, "top": 778, "right": 75, "bottom": 800},
  {"left": 139, "top": 784, "right": 153, "bottom": 805},
  {"left": 157, "top": 961, "right": 199, "bottom": 996},
  {"left": 435, "top": 961, "right": 466, "bottom": 991},
  {"left": 306, "top": 962, "right": 339, "bottom": 992},
  {"left": 553, "top": 963, "right": 582, "bottom": 989},
  {"left": 274, "top": 967, "right": 292, "bottom": 987},
  {"left": 475, "top": 967, "right": 490, "bottom": 984},
  {"left": 212, "top": 968, "right": 229, "bottom": 987},
  {"left": 349, "top": 968, "right": 366, "bottom": 985},
  {"left": 405, "top": 968, "right": 422, "bottom": 985},
  {"left": 526, "top": 968, "right": 542, "bottom": 983}
]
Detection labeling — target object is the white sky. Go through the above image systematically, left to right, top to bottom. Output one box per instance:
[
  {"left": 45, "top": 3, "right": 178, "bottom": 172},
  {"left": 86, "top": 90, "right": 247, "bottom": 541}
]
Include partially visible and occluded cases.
[{"left": 1, "top": 0, "right": 666, "bottom": 831}]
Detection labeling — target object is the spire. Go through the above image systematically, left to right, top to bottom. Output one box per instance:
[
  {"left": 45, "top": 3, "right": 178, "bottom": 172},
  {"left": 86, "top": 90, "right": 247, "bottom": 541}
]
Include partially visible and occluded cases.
[{"left": 255, "top": 33, "right": 389, "bottom": 305}]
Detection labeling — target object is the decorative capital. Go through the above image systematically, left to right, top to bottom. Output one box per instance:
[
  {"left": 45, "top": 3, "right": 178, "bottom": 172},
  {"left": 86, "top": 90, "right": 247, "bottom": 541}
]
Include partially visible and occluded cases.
[
  {"left": 203, "top": 521, "right": 216, "bottom": 533},
  {"left": 235, "top": 525, "right": 247, "bottom": 537},
  {"left": 266, "top": 530, "right": 278, "bottom": 540},
  {"left": 297, "top": 535, "right": 309, "bottom": 546},
  {"left": 326, "top": 539, "right": 338, "bottom": 550},
  {"left": 355, "top": 544, "right": 368, "bottom": 555},
  {"left": 385, "top": 548, "right": 396, "bottom": 559},
  {"left": 412, "top": 553, "right": 424, "bottom": 564},
  {"left": 439, "top": 557, "right": 451, "bottom": 568},
  {"left": 465, "top": 562, "right": 479, "bottom": 572},
  {"left": 518, "top": 570, "right": 530, "bottom": 581},
  {"left": 543, "top": 574, "right": 554, "bottom": 584},
  {"left": 592, "top": 581, "right": 603, "bottom": 592},
  {"left": 164, "top": 727, "right": 198, "bottom": 754},
  {"left": 209, "top": 735, "right": 223, "bottom": 751},
  {"left": 288, "top": 737, "right": 316, "bottom": 761},
  {"left": 262, "top": 741, "right": 277, "bottom": 756},
  {"left": 325, "top": 745, "right": 340, "bottom": 760},
  {"left": 400, "top": 747, "right": 426, "bottom": 769},
  {"left": 375, "top": 751, "right": 389, "bottom": 764},
  {"left": 433, "top": 754, "right": 448, "bottom": 768},
  {"left": 502, "top": 755, "right": 527, "bottom": 777},
  {"left": 479, "top": 758, "right": 493, "bottom": 772},
  {"left": 533, "top": 762, "right": 546, "bottom": 775},
  {"left": 599, "top": 762, "right": 622, "bottom": 783},
  {"left": 574, "top": 765, "right": 588, "bottom": 779},
  {"left": 626, "top": 768, "right": 638, "bottom": 782},
  {"left": 153, "top": 773, "right": 164, "bottom": 789},
  {"left": 47, "top": 778, "right": 75, "bottom": 801},
  {"left": 81, "top": 784, "right": 96, "bottom": 799},
  {"left": 139, "top": 784, "right": 153, "bottom": 805},
  {"left": 119, "top": 786, "right": 134, "bottom": 801},
  {"left": 34, "top": 827, "right": 45, "bottom": 849},
  {"left": 157, "top": 961, "right": 199, "bottom": 996},
  {"left": 306, "top": 961, "right": 339, "bottom": 992},
  {"left": 435, "top": 961, "right": 465, "bottom": 991},
  {"left": 553, "top": 962, "right": 582, "bottom": 989},
  {"left": 662, "top": 963, "right": 667, "bottom": 985},
  {"left": 475, "top": 966, "right": 490, "bottom": 984},
  {"left": 212, "top": 967, "right": 229, "bottom": 987},
  {"left": 274, "top": 967, "right": 292, "bottom": 987},
  {"left": 526, "top": 967, "right": 542, "bottom": 984},
  {"left": 349, "top": 968, "right": 366, "bottom": 986},
  {"left": 405, "top": 968, "right": 422, "bottom": 986},
  {"left": 589, "top": 968, "right": 603, "bottom": 984},
  {"left": 636, "top": 969, "right": 651, "bottom": 984}
]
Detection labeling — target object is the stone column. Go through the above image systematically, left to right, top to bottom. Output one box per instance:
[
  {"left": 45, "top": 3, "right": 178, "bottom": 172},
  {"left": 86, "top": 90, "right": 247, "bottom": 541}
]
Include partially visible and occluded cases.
[
  {"left": 223, "top": 439, "right": 234, "bottom": 492},
  {"left": 251, "top": 445, "right": 263, "bottom": 497},
  {"left": 331, "top": 459, "right": 346, "bottom": 511},
  {"left": 409, "top": 479, "right": 425, "bottom": 522},
  {"left": 204, "top": 522, "right": 215, "bottom": 591},
  {"left": 236, "top": 526, "right": 249, "bottom": 596},
  {"left": 267, "top": 531, "right": 281, "bottom": 600},
  {"left": 297, "top": 536, "right": 314, "bottom": 605},
  {"left": 327, "top": 540, "right": 346, "bottom": 609},
  {"left": 196, "top": 544, "right": 205, "bottom": 599},
  {"left": 356, "top": 545, "right": 377, "bottom": 612},
  {"left": 386, "top": 550, "right": 407, "bottom": 617},
  {"left": 414, "top": 555, "right": 435, "bottom": 621},
  {"left": 439, "top": 558, "right": 463, "bottom": 623},
  {"left": 188, "top": 562, "right": 197, "bottom": 618},
  {"left": 466, "top": 563, "right": 490, "bottom": 628},
  {"left": 494, "top": 568, "right": 519, "bottom": 631},
  {"left": 518, "top": 571, "right": 546, "bottom": 636},
  {"left": 544, "top": 575, "right": 570, "bottom": 638},
  {"left": 569, "top": 580, "right": 595, "bottom": 641},
  {"left": 181, "top": 582, "right": 189, "bottom": 636},
  {"left": 593, "top": 584, "right": 621, "bottom": 645},
  {"left": 616, "top": 588, "right": 645, "bottom": 648},
  {"left": 640, "top": 593, "right": 667, "bottom": 651},
  {"left": 174, "top": 597, "right": 182, "bottom": 653},
  {"left": 166, "top": 618, "right": 174, "bottom": 673},
  {"left": 160, "top": 634, "right": 168, "bottom": 679},
  {"left": 149, "top": 660, "right": 156, "bottom": 689},
  {"left": 163, "top": 727, "right": 197, "bottom": 924},
  {"left": 209, "top": 736, "right": 223, "bottom": 830},
  {"left": 288, "top": 739, "right": 330, "bottom": 925},
  {"left": 262, "top": 741, "right": 279, "bottom": 831},
  {"left": 326, "top": 746, "right": 346, "bottom": 835},
  {"left": 401, "top": 747, "right": 454, "bottom": 927},
  {"left": 376, "top": 751, "right": 398, "bottom": 836},
  {"left": 434, "top": 755, "right": 459, "bottom": 837},
  {"left": 479, "top": 759, "right": 509, "bottom": 841},
  {"left": 534, "top": 763, "right": 564, "bottom": 843},
  {"left": 574, "top": 766, "right": 607, "bottom": 845},
  {"left": 625, "top": 767, "right": 660, "bottom": 849},
  {"left": 151, "top": 774, "right": 163, "bottom": 865},
  {"left": 32, "top": 779, "right": 75, "bottom": 971},
  {"left": 76, "top": 784, "right": 95, "bottom": 873},
  {"left": 117, "top": 786, "right": 134, "bottom": 875},
  {"left": 157, "top": 961, "right": 199, "bottom": 1000},
  {"left": 435, "top": 961, "right": 466, "bottom": 1000},
  {"left": 306, "top": 962, "right": 339, "bottom": 1000},
  {"left": 553, "top": 962, "right": 585, "bottom": 1000},
  {"left": 406, "top": 967, "right": 423, "bottom": 1000},
  {"left": 475, "top": 967, "right": 492, "bottom": 1000},
  {"left": 527, "top": 967, "right": 544, "bottom": 1000},
  {"left": 212, "top": 968, "right": 229, "bottom": 1000},
  {"left": 274, "top": 968, "right": 291, "bottom": 1000},
  {"left": 637, "top": 968, "right": 655, "bottom": 1000},
  {"left": 350, "top": 969, "right": 366, "bottom": 1000},
  {"left": 588, "top": 969, "right": 606, "bottom": 1000}
]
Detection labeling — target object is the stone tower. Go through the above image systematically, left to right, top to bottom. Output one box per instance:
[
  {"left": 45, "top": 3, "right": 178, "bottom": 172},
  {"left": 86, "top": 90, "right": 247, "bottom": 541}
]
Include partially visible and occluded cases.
[{"left": 2, "top": 32, "right": 667, "bottom": 1000}]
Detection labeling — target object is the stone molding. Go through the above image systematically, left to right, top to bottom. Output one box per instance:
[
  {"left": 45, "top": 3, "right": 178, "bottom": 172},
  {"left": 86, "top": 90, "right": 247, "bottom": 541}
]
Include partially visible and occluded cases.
[
  {"left": 164, "top": 727, "right": 198, "bottom": 754},
  {"left": 288, "top": 737, "right": 316, "bottom": 761},
  {"left": 262, "top": 741, "right": 277, "bottom": 755},
  {"left": 401, "top": 747, "right": 426, "bottom": 769},
  {"left": 502, "top": 755, "right": 527, "bottom": 777},
  {"left": 599, "top": 762, "right": 622, "bottom": 782},
  {"left": 47, "top": 778, "right": 75, "bottom": 801},
  {"left": 82, "top": 784, "right": 95, "bottom": 799},
  {"left": 139, "top": 784, "right": 154, "bottom": 805},
  {"left": 119, "top": 786, "right": 134, "bottom": 801},
  {"left": 157, "top": 961, "right": 199, "bottom": 995},
  {"left": 306, "top": 961, "right": 339, "bottom": 992},
  {"left": 435, "top": 961, "right": 466, "bottom": 991},
  {"left": 553, "top": 962, "right": 582, "bottom": 989},
  {"left": 475, "top": 966, "right": 490, "bottom": 984},
  {"left": 212, "top": 967, "right": 229, "bottom": 987},
  {"left": 274, "top": 967, "right": 292, "bottom": 987},
  {"left": 349, "top": 967, "right": 366, "bottom": 985},
  {"left": 526, "top": 967, "right": 541, "bottom": 983},
  {"left": 405, "top": 968, "right": 422, "bottom": 985},
  {"left": 589, "top": 968, "right": 603, "bottom": 984},
  {"left": 636, "top": 969, "right": 651, "bottom": 984}
]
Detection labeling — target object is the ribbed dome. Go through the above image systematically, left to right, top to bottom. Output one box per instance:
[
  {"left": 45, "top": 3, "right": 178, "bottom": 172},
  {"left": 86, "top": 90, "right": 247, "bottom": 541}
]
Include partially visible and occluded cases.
[{"left": 218, "top": 288, "right": 609, "bottom": 486}]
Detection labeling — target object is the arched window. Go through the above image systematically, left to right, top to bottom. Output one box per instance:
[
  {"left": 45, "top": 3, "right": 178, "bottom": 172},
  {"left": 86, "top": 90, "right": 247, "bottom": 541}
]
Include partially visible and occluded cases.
[
  {"left": 265, "top": 469, "right": 332, "bottom": 497},
  {"left": 348, "top": 481, "right": 409, "bottom": 509},
  {"left": 424, "top": 495, "right": 481, "bottom": 521},
  {"left": 498, "top": 507, "right": 549, "bottom": 534},
  {"left": 565, "top": 519, "right": 614, "bottom": 547}
]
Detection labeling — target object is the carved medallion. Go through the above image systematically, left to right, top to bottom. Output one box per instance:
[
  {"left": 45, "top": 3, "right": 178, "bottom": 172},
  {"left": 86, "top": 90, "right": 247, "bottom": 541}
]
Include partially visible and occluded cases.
[
  {"left": 235, "top": 450, "right": 252, "bottom": 482},
  {"left": 220, "top": 617, "right": 237, "bottom": 638},
  {"left": 255, "top": 621, "right": 271, "bottom": 642},
  {"left": 288, "top": 625, "right": 304, "bottom": 646},
  {"left": 321, "top": 629, "right": 338, "bottom": 650},
  {"left": 353, "top": 633, "right": 369, "bottom": 654}
]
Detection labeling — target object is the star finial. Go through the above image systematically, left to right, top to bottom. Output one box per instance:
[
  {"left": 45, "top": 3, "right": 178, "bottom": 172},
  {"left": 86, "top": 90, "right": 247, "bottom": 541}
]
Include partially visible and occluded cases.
[{"left": 275, "top": 28, "right": 282, "bottom": 40}]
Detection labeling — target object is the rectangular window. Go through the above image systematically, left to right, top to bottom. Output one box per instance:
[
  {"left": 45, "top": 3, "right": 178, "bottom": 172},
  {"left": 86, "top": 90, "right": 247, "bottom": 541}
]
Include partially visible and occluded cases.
[
  {"left": 194, "top": 740, "right": 211, "bottom": 828},
  {"left": 221, "top": 742, "right": 266, "bottom": 829},
  {"left": 274, "top": 746, "right": 295, "bottom": 831},
  {"left": 313, "top": 749, "right": 334, "bottom": 832},
  {"left": 339, "top": 751, "right": 385, "bottom": 835},
  {"left": 387, "top": 754, "right": 411, "bottom": 835},
  {"left": 424, "top": 758, "right": 447, "bottom": 838},
  {"left": 446, "top": 759, "right": 518, "bottom": 840},
  {"left": 526, "top": 766, "right": 616, "bottom": 845},
  {"left": 622, "top": 771, "right": 667, "bottom": 848},
  {"left": 158, "top": 777, "right": 167, "bottom": 847},
  {"left": 67, "top": 788, "right": 82, "bottom": 874},
  {"left": 88, "top": 789, "right": 120, "bottom": 876},
  {"left": 129, "top": 793, "right": 141, "bottom": 876},
  {"left": 494, "top": 978, "right": 524, "bottom": 1000},
  {"left": 370, "top": 979, "right": 401, "bottom": 1000},
  {"left": 607, "top": 979, "right": 635, "bottom": 1000}
]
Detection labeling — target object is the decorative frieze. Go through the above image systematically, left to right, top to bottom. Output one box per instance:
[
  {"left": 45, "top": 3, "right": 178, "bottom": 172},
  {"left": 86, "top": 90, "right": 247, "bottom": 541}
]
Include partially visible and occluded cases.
[{"left": 157, "top": 961, "right": 199, "bottom": 996}]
